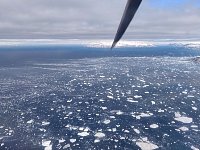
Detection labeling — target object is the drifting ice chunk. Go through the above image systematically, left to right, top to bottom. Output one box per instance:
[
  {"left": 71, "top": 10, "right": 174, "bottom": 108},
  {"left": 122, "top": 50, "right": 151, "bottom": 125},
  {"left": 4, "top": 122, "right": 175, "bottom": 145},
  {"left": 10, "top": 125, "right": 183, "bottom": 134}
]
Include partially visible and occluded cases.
[
  {"left": 134, "top": 95, "right": 142, "bottom": 99},
  {"left": 174, "top": 113, "right": 193, "bottom": 124},
  {"left": 27, "top": 119, "right": 34, "bottom": 124},
  {"left": 103, "top": 119, "right": 111, "bottom": 124},
  {"left": 42, "top": 121, "right": 50, "bottom": 126},
  {"left": 150, "top": 124, "right": 159, "bottom": 129},
  {"left": 179, "top": 126, "right": 189, "bottom": 132},
  {"left": 77, "top": 132, "right": 89, "bottom": 137},
  {"left": 94, "top": 132, "right": 106, "bottom": 138},
  {"left": 70, "top": 139, "right": 76, "bottom": 143},
  {"left": 42, "top": 140, "right": 52, "bottom": 150},
  {"left": 136, "top": 142, "right": 158, "bottom": 150},
  {"left": 191, "top": 146, "right": 199, "bottom": 150}
]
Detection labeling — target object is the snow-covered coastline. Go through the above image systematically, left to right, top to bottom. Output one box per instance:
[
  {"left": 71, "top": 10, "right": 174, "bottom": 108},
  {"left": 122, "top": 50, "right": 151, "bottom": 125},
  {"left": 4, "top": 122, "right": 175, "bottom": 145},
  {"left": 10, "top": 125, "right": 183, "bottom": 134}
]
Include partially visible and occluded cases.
[{"left": 0, "top": 39, "right": 200, "bottom": 49}]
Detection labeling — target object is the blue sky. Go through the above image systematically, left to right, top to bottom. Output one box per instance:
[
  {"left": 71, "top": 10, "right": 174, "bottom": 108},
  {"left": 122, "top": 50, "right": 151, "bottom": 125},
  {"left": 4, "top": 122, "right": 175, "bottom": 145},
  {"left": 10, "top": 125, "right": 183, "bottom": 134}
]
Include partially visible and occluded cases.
[
  {"left": 0, "top": 0, "right": 199, "bottom": 39},
  {"left": 151, "top": 0, "right": 187, "bottom": 8}
]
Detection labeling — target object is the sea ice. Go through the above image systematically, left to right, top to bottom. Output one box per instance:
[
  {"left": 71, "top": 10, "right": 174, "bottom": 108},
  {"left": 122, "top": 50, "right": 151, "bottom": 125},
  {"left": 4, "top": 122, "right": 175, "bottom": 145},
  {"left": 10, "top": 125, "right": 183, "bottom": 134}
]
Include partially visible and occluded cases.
[
  {"left": 107, "top": 95, "right": 114, "bottom": 99},
  {"left": 134, "top": 95, "right": 142, "bottom": 99},
  {"left": 192, "top": 107, "right": 197, "bottom": 111},
  {"left": 174, "top": 116, "right": 193, "bottom": 123},
  {"left": 27, "top": 119, "right": 34, "bottom": 124},
  {"left": 103, "top": 119, "right": 111, "bottom": 124},
  {"left": 42, "top": 121, "right": 50, "bottom": 126},
  {"left": 150, "top": 124, "right": 159, "bottom": 129},
  {"left": 179, "top": 126, "right": 189, "bottom": 132},
  {"left": 134, "top": 129, "right": 140, "bottom": 134},
  {"left": 77, "top": 132, "right": 90, "bottom": 137},
  {"left": 94, "top": 132, "right": 105, "bottom": 138},
  {"left": 136, "top": 138, "right": 159, "bottom": 150},
  {"left": 70, "top": 139, "right": 76, "bottom": 143},
  {"left": 94, "top": 139, "right": 100, "bottom": 143},
  {"left": 42, "top": 140, "right": 52, "bottom": 150},
  {"left": 63, "top": 144, "right": 70, "bottom": 149},
  {"left": 191, "top": 146, "right": 199, "bottom": 150}
]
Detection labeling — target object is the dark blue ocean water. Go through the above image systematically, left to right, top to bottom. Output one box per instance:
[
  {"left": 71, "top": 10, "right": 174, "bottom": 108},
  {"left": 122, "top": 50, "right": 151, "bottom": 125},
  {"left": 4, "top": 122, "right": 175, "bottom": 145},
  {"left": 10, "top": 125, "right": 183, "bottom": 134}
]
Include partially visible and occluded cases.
[{"left": 0, "top": 45, "right": 200, "bottom": 150}]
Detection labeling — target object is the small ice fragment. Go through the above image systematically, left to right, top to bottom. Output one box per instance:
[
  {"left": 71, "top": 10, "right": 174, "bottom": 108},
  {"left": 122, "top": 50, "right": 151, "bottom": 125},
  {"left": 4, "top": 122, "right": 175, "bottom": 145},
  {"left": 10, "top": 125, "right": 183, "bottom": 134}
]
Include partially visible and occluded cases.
[
  {"left": 100, "top": 75, "right": 105, "bottom": 78},
  {"left": 182, "top": 91, "right": 187, "bottom": 94},
  {"left": 107, "top": 95, "right": 113, "bottom": 99},
  {"left": 134, "top": 95, "right": 142, "bottom": 99},
  {"left": 188, "top": 95, "right": 195, "bottom": 98},
  {"left": 127, "top": 99, "right": 138, "bottom": 103},
  {"left": 102, "top": 107, "right": 107, "bottom": 110},
  {"left": 192, "top": 107, "right": 197, "bottom": 111},
  {"left": 158, "top": 109, "right": 164, "bottom": 113},
  {"left": 116, "top": 111, "right": 124, "bottom": 115},
  {"left": 138, "top": 112, "right": 153, "bottom": 118},
  {"left": 175, "top": 112, "right": 181, "bottom": 118},
  {"left": 136, "top": 116, "right": 141, "bottom": 120},
  {"left": 174, "top": 116, "right": 193, "bottom": 123},
  {"left": 27, "top": 119, "right": 34, "bottom": 124},
  {"left": 103, "top": 120, "right": 111, "bottom": 124},
  {"left": 42, "top": 121, "right": 50, "bottom": 126},
  {"left": 150, "top": 124, "right": 159, "bottom": 129},
  {"left": 191, "top": 125, "right": 198, "bottom": 128},
  {"left": 179, "top": 126, "right": 189, "bottom": 132},
  {"left": 79, "top": 127, "right": 84, "bottom": 131},
  {"left": 84, "top": 127, "right": 90, "bottom": 132},
  {"left": 39, "top": 128, "right": 46, "bottom": 132},
  {"left": 112, "top": 128, "right": 117, "bottom": 132},
  {"left": 134, "top": 129, "right": 140, "bottom": 134},
  {"left": 124, "top": 130, "right": 129, "bottom": 133},
  {"left": 77, "top": 132, "right": 89, "bottom": 137},
  {"left": 94, "top": 132, "right": 105, "bottom": 138},
  {"left": 59, "top": 139, "right": 65, "bottom": 143},
  {"left": 70, "top": 139, "right": 76, "bottom": 143},
  {"left": 94, "top": 139, "right": 100, "bottom": 143},
  {"left": 42, "top": 140, "right": 52, "bottom": 150},
  {"left": 136, "top": 141, "right": 158, "bottom": 150},
  {"left": 63, "top": 144, "right": 70, "bottom": 149},
  {"left": 191, "top": 146, "right": 199, "bottom": 150}
]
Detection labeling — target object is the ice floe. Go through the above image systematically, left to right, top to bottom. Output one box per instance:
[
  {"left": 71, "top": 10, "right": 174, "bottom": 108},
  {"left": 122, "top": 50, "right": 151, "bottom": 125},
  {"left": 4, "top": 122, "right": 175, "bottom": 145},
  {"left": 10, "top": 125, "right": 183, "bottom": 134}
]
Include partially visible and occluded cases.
[
  {"left": 134, "top": 95, "right": 143, "bottom": 99},
  {"left": 192, "top": 107, "right": 198, "bottom": 111},
  {"left": 134, "top": 112, "right": 154, "bottom": 120},
  {"left": 174, "top": 112, "right": 193, "bottom": 124},
  {"left": 27, "top": 119, "right": 34, "bottom": 124},
  {"left": 103, "top": 119, "right": 111, "bottom": 124},
  {"left": 42, "top": 121, "right": 50, "bottom": 126},
  {"left": 150, "top": 124, "right": 159, "bottom": 129},
  {"left": 179, "top": 126, "right": 189, "bottom": 132},
  {"left": 134, "top": 129, "right": 141, "bottom": 134},
  {"left": 77, "top": 132, "right": 90, "bottom": 137},
  {"left": 94, "top": 132, "right": 106, "bottom": 138},
  {"left": 136, "top": 137, "right": 159, "bottom": 150},
  {"left": 59, "top": 139, "right": 65, "bottom": 143},
  {"left": 70, "top": 139, "right": 76, "bottom": 143},
  {"left": 94, "top": 139, "right": 100, "bottom": 143},
  {"left": 42, "top": 140, "right": 52, "bottom": 150},
  {"left": 63, "top": 144, "right": 70, "bottom": 149},
  {"left": 191, "top": 146, "right": 199, "bottom": 150}
]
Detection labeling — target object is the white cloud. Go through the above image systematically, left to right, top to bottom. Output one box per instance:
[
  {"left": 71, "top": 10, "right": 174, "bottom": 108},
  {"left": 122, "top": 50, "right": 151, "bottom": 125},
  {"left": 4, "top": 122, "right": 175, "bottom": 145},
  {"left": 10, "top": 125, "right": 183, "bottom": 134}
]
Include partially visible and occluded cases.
[{"left": 0, "top": 0, "right": 199, "bottom": 39}]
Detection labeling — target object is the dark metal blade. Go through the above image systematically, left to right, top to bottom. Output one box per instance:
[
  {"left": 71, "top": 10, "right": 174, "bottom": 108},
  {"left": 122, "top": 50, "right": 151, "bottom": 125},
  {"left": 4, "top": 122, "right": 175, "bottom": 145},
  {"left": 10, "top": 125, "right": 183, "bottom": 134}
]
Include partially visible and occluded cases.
[{"left": 111, "top": 0, "right": 142, "bottom": 49}]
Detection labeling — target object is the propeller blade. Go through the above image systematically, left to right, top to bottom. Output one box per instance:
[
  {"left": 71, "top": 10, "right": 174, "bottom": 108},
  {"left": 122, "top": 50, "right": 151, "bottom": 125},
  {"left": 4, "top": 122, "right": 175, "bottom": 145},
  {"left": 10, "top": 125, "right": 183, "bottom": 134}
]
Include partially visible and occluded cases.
[{"left": 111, "top": 0, "right": 142, "bottom": 49}]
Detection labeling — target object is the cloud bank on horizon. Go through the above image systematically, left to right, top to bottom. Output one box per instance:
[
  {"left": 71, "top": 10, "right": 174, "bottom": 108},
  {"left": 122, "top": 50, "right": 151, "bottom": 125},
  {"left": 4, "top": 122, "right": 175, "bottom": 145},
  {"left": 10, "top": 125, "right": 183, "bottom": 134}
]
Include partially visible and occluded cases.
[{"left": 0, "top": 0, "right": 200, "bottom": 39}]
